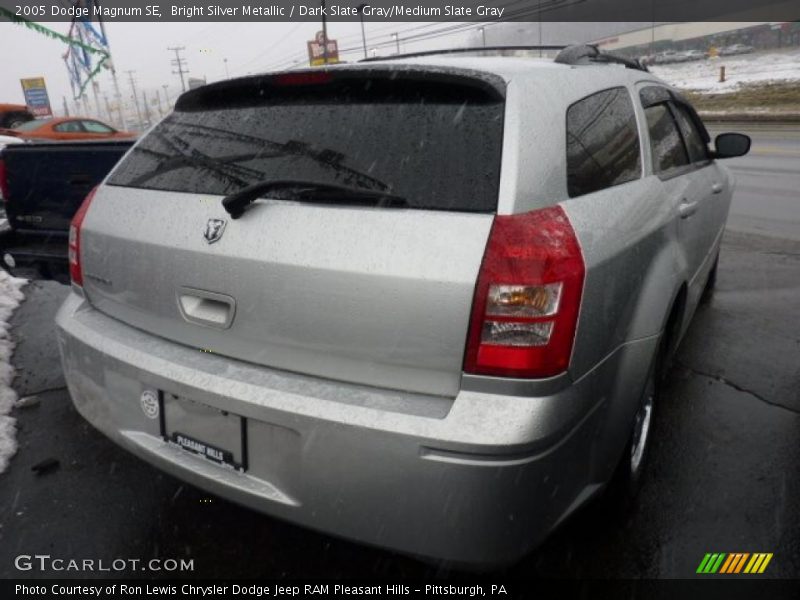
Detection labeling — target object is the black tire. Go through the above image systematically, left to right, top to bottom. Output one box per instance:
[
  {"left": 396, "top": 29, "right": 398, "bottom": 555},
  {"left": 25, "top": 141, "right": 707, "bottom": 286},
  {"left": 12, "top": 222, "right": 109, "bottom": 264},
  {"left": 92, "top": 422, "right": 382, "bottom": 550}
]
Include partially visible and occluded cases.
[
  {"left": 700, "top": 253, "right": 719, "bottom": 305},
  {"left": 602, "top": 335, "right": 664, "bottom": 516}
]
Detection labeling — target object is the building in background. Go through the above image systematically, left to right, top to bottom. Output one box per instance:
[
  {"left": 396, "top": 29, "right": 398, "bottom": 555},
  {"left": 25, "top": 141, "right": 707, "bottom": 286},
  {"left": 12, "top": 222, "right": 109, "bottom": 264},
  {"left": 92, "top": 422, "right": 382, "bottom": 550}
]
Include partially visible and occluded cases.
[
  {"left": 469, "top": 21, "right": 800, "bottom": 57},
  {"left": 594, "top": 22, "right": 800, "bottom": 57}
]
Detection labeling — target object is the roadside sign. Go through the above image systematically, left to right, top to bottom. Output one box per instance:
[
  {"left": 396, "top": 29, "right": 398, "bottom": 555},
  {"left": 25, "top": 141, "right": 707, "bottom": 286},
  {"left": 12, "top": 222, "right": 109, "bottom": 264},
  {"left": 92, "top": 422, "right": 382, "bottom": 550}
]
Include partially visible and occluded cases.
[
  {"left": 307, "top": 31, "right": 339, "bottom": 66},
  {"left": 20, "top": 77, "right": 53, "bottom": 117}
]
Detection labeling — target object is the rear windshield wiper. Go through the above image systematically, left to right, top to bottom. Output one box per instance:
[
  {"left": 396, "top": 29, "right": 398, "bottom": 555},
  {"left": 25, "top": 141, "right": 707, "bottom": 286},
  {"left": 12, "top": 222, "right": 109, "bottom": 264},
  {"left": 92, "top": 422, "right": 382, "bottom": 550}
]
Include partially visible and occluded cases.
[{"left": 222, "top": 180, "right": 408, "bottom": 219}]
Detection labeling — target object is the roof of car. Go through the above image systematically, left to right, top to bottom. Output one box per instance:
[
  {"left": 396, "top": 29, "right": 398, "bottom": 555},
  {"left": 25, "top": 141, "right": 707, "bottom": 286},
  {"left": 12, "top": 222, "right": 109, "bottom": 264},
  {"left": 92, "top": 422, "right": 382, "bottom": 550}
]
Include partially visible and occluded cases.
[
  {"left": 180, "top": 51, "right": 666, "bottom": 114},
  {"left": 324, "top": 54, "right": 663, "bottom": 90},
  {"left": 338, "top": 55, "right": 566, "bottom": 78},
  {"left": 0, "top": 103, "right": 29, "bottom": 113}
]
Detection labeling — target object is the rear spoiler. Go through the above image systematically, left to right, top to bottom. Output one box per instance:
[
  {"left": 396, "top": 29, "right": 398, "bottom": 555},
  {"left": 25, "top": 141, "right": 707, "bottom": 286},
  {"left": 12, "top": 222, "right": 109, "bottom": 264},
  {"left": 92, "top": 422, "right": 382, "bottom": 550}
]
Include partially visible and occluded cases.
[{"left": 175, "top": 67, "right": 507, "bottom": 112}]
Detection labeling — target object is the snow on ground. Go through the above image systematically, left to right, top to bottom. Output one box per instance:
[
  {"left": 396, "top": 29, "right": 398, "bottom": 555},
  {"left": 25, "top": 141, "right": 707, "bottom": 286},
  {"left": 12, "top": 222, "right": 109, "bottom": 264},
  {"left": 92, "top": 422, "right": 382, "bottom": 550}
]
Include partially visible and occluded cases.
[
  {"left": 650, "top": 47, "right": 800, "bottom": 93},
  {"left": 0, "top": 271, "right": 27, "bottom": 474}
]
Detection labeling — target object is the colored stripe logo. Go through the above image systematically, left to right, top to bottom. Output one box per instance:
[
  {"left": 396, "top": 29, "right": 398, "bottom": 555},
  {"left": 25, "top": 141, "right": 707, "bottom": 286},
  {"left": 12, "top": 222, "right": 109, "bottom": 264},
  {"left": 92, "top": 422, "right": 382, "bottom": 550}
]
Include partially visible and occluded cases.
[{"left": 697, "top": 553, "right": 773, "bottom": 574}]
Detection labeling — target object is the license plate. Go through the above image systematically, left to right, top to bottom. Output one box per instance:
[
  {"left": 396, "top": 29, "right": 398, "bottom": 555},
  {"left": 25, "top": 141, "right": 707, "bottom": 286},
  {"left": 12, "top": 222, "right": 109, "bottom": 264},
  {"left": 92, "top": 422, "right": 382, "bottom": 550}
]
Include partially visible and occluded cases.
[
  {"left": 160, "top": 392, "right": 247, "bottom": 471},
  {"left": 171, "top": 432, "right": 237, "bottom": 467}
]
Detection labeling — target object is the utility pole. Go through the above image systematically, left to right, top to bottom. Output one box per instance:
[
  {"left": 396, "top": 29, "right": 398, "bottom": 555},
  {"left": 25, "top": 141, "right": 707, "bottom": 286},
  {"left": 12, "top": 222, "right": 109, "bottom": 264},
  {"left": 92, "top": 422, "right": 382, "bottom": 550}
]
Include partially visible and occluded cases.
[
  {"left": 95, "top": 0, "right": 127, "bottom": 130},
  {"left": 321, "top": 0, "right": 329, "bottom": 65},
  {"left": 538, "top": 0, "right": 543, "bottom": 57},
  {"left": 358, "top": 4, "right": 368, "bottom": 58},
  {"left": 479, "top": 26, "right": 486, "bottom": 47},
  {"left": 392, "top": 32, "right": 400, "bottom": 55},
  {"left": 168, "top": 46, "right": 189, "bottom": 92},
  {"left": 223, "top": 58, "right": 230, "bottom": 78},
  {"left": 125, "top": 70, "right": 143, "bottom": 129},
  {"left": 111, "top": 71, "right": 126, "bottom": 130},
  {"left": 91, "top": 81, "right": 102, "bottom": 119},
  {"left": 161, "top": 84, "right": 171, "bottom": 112},
  {"left": 155, "top": 89, "right": 164, "bottom": 118},
  {"left": 142, "top": 91, "right": 152, "bottom": 128},
  {"left": 103, "top": 94, "right": 114, "bottom": 125},
  {"left": 62, "top": 96, "right": 70, "bottom": 117}
]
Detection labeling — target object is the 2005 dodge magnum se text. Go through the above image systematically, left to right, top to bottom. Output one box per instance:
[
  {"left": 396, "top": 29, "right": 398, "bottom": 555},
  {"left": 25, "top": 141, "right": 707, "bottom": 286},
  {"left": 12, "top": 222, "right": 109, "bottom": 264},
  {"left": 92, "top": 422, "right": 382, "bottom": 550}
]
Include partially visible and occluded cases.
[{"left": 56, "top": 45, "right": 751, "bottom": 567}]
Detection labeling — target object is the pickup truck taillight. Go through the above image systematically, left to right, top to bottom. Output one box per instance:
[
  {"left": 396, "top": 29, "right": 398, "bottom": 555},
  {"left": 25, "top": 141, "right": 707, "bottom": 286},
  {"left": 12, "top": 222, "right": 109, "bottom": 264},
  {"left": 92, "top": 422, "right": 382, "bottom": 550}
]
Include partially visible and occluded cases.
[
  {"left": 0, "top": 159, "right": 9, "bottom": 202},
  {"left": 69, "top": 186, "right": 98, "bottom": 287},
  {"left": 464, "top": 206, "right": 585, "bottom": 378}
]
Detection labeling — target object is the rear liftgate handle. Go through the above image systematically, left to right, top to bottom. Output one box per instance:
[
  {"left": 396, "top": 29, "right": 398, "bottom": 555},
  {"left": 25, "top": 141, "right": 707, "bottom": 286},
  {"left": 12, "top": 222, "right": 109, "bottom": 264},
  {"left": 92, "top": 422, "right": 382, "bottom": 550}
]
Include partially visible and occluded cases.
[{"left": 177, "top": 288, "right": 236, "bottom": 329}]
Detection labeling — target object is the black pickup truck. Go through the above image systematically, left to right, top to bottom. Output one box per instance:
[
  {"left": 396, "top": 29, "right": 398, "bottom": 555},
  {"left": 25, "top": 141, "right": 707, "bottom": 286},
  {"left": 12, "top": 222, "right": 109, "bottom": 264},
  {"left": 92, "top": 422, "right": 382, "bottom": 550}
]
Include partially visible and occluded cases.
[{"left": 0, "top": 140, "right": 133, "bottom": 282}]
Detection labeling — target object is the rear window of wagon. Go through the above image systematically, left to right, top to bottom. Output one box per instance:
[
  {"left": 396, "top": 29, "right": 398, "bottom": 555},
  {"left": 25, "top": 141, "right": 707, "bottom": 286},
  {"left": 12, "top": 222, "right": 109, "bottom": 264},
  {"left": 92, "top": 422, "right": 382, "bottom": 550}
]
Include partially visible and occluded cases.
[{"left": 108, "top": 74, "right": 506, "bottom": 213}]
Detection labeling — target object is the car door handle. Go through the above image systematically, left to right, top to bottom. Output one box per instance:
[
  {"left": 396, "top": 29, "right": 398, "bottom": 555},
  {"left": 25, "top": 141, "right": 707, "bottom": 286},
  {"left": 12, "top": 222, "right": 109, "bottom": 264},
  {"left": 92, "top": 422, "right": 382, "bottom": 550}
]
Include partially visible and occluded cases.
[
  {"left": 711, "top": 182, "right": 724, "bottom": 194},
  {"left": 678, "top": 199, "right": 699, "bottom": 219}
]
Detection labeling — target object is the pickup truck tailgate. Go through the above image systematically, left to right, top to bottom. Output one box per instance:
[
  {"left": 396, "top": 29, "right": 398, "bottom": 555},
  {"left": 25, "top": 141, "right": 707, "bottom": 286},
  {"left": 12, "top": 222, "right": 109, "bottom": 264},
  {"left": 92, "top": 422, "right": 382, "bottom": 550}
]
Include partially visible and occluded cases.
[{"left": 2, "top": 140, "right": 133, "bottom": 232}]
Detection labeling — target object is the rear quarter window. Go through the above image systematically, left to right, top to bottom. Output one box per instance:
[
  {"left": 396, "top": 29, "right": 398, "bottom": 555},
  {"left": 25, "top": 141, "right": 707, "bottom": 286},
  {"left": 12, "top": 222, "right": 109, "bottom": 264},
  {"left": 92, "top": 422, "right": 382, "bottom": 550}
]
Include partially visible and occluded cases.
[
  {"left": 109, "top": 76, "right": 505, "bottom": 213},
  {"left": 566, "top": 87, "right": 642, "bottom": 198}
]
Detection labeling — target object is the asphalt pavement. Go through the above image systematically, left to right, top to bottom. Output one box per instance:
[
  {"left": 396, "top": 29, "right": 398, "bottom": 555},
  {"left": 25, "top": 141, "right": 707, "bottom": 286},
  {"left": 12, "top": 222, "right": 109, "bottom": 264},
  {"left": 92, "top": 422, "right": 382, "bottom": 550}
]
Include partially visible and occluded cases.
[{"left": 708, "top": 122, "right": 800, "bottom": 241}]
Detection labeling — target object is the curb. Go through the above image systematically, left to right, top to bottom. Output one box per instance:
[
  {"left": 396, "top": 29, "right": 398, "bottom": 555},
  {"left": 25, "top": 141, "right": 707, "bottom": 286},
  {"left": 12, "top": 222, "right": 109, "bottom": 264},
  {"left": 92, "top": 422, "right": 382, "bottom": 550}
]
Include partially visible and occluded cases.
[{"left": 699, "top": 113, "right": 800, "bottom": 123}]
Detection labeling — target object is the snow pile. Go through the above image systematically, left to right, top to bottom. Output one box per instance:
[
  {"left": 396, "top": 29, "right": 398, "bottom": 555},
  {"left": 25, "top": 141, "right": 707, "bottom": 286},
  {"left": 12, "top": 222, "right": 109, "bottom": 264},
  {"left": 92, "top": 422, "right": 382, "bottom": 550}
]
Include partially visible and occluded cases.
[
  {"left": 651, "top": 48, "right": 800, "bottom": 93},
  {"left": 0, "top": 270, "right": 27, "bottom": 474}
]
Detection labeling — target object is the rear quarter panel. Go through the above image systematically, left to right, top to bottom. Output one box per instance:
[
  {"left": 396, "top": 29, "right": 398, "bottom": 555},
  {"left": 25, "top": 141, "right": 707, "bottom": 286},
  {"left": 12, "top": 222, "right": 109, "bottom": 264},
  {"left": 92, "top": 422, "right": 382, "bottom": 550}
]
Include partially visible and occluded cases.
[
  {"left": 505, "top": 73, "right": 687, "bottom": 377},
  {"left": 537, "top": 76, "right": 690, "bottom": 479}
]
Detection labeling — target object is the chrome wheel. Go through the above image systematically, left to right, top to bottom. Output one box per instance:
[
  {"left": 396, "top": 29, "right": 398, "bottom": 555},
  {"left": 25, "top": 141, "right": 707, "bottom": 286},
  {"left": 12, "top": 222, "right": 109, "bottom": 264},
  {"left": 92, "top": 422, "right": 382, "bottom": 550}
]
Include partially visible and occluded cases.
[{"left": 630, "top": 375, "right": 654, "bottom": 474}]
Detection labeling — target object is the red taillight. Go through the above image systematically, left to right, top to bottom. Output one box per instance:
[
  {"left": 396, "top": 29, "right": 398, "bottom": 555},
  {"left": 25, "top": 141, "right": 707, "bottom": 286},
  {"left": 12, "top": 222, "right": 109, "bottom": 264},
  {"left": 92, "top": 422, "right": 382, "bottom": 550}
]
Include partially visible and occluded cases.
[
  {"left": 0, "top": 159, "right": 9, "bottom": 202},
  {"left": 69, "top": 186, "right": 98, "bottom": 287},
  {"left": 464, "top": 205, "right": 585, "bottom": 378}
]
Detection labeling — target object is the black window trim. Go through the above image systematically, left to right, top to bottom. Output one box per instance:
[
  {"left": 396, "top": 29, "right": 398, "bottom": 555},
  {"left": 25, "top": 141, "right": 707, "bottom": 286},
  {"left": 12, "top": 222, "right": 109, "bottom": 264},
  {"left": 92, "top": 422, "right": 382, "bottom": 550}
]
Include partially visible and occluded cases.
[
  {"left": 565, "top": 84, "right": 644, "bottom": 198},
  {"left": 639, "top": 85, "right": 712, "bottom": 181},
  {"left": 670, "top": 100, "right": 712, "bottom": 167}
]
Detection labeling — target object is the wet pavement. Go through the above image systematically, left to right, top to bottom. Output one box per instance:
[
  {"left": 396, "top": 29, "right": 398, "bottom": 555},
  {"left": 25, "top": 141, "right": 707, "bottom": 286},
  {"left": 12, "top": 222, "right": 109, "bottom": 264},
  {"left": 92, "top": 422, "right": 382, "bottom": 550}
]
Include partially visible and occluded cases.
[
  {"left": 709, "top": 122, "right": 800, "bottom": 242},
  {"left": 0, "top": 230, "right": 798, "bottom": 580}
]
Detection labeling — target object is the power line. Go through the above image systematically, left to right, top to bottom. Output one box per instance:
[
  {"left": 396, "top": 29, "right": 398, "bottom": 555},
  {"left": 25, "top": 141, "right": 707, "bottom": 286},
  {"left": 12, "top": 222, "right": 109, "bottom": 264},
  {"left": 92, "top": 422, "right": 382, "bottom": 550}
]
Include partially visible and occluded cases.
[
  {"left": 259, "top": 0, "right": 561, "bottom": 71},
  {"left": 168, "top": 46, "right": 189, "bottom": 92}
]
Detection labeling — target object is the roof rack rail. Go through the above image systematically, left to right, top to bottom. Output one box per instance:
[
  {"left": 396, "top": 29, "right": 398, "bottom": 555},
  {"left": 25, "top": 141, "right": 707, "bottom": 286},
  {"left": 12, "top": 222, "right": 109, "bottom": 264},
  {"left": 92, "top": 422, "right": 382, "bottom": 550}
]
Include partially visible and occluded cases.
[
  {"left": 555, "top": 44, "right": 649, "bottom": 72},
  {"left": 359, "top": 45, "right": 567, "bottom": 62}
]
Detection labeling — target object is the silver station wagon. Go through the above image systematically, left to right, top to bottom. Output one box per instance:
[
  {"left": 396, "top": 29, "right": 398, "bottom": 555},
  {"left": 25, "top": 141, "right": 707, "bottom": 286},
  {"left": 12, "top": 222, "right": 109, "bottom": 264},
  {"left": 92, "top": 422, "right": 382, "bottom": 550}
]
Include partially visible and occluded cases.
[{"left": 56, "top": 45, "right": 750, "bottom": 566}]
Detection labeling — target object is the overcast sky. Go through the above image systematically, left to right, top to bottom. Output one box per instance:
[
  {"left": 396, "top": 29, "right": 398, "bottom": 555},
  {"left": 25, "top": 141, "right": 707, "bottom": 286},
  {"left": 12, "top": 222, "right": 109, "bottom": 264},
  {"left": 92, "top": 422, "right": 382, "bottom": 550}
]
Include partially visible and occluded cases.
[{"left": 0, "top": 21, "right": 635, "bottom": 115}]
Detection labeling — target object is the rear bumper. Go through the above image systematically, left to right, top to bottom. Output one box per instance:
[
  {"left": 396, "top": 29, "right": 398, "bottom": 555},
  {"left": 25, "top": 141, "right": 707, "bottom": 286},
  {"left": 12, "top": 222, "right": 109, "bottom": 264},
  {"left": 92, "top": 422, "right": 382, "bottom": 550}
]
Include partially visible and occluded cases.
[
  {"left": 0, "top": 229, "right": 69, "bottom": 282},
  {"left": 55, "top": 292, "right": 653, "bottom": 566}
]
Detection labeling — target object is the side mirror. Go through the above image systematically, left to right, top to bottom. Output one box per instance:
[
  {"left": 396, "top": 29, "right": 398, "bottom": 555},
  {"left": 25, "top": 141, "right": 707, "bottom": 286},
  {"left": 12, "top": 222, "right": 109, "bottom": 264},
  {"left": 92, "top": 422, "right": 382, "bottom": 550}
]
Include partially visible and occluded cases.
[{"left": 713, "top": 133, "right": 751, "bottom": 159}]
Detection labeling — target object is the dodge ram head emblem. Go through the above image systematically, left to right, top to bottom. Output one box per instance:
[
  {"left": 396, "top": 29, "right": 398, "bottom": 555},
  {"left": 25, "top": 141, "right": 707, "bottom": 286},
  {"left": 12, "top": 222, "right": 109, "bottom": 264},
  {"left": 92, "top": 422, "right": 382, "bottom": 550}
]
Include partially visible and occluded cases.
[{"left": 203, "top": 218, "right": 227, "bottom": 244}]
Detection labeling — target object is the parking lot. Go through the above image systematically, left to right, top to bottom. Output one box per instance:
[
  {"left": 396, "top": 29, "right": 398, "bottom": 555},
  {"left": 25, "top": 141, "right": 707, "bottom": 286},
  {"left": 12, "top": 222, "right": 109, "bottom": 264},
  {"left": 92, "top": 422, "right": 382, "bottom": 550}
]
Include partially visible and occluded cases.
[{"left": 0, "top": 226, "right": 796, "bottom": 579}]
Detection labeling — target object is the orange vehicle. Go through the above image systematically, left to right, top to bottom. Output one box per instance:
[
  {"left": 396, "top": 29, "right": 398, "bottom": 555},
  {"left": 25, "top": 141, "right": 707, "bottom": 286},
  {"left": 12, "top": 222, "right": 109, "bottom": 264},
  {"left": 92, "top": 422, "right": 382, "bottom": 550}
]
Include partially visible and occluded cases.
[
  {"left": 0, "top": 103, "right": 34, "bottom": 129},
  {"left": 9, "top": 117, "right": 136, "bottom": 141}
]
